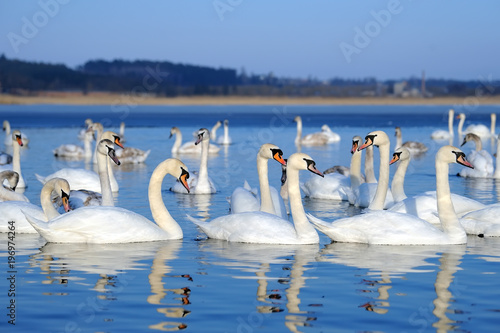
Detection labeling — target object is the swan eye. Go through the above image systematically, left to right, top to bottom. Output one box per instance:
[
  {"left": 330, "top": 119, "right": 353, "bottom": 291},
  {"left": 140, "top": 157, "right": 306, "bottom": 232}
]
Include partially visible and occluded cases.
[
  {"left": 364, "top": 134, "right": 376, "bottom": 146},
  {"left": 180, "top": 167, "right": 190, "bottom": 180}
]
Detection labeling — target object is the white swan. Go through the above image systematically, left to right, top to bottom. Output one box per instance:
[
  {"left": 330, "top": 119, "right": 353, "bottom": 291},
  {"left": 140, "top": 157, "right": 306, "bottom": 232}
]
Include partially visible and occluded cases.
[
  {"left": 431, "top": 109, "right": 454, "bottom": 140},
  {"left": 456, "top": 113, "right": 466, "bottom": 137},
  {"left": 464, "top": 113, "right": 496, "bottom": 139},
  {"left": 293, "top": 116, "right": 328, "bottom": 146},
  {"left": 77, "top": 118, "right": 93, "bottom": 141},
  {"left": 216, "top": 119, "right": 232, "bottom": 145},
  {"left": 3, "top": 120, "right": 29, "bottom": 146},
  {"left": 210, "top": 120, "right": 222, "bottom": 142},
  {"left": 119, "top": 121, "right": 126, "bottom": 142},
  {"left": 321, "top": 124, "right": 341, "bottom": 143},
  {"left": 395, "top": 126, "right": 428, "bottom": 154},
  {"left": 170, "top": 127, "right": 220, "bottom": 154},
  {"left": 171, "top": 128, "right": 216, "bottom": 194},
  {"left": 53, "top": 129, "right": 94, "bottom": 160},
  {"left": 0, "top": 131, "right": 26, "bottom": 188},
  {"left": 350, "top": 131, "right": 394, "bottom": 209},
  {"left": 457, "top": 133, "right": 494, "bottom": 178},
  {"left": 302, "top": 136, "right": 363, "bottom": 201},
  {"left": 36, "top": 138, "right": 121, "bottom": 193},
  {"left": 230, "top": 143, "right": 287, "bottom": 218},
  {"left": 115, "top": 145, "right": 151, "bottom": 164},
  {"left": 308, "top": 145, "right": 473, "bottom": 245},
  {"left": 389, "top": 147, "right": 411, "bottom": 202},
  {"left": 187, "top": 152, "right": 323, "bottom": 244},
  {"left": 23, "top": 158, "right": 190, "bottom": 243},
  {"left": 0, "top": 171, "right": 29, "bottom": 202},
  {"left": 0, "top": 178, "right": 70, "bottom": 233},
  {"left": 459, "top": 202, "right": 500, "bottom": 237}
]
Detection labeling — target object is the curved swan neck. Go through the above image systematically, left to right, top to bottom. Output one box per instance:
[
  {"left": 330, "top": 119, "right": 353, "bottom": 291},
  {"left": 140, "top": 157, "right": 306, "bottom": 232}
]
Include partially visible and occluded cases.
[
  {"left": 448, "top": 110, "right": 455, "bottom": 136},
  {"left": 491, "top": 114, "right": 496, "bottom": 135},
  {"left": 457, "top": 115, "right": 465, "bottom": 136},
  {"left": 295, "top": 118, "right": 302, "bottom": 144},
  {"left": 211, "top": 122, "right": 220, "bottom": 141},
  {"left": 93, "top": 124, "right": 104, "bottom": 164},
  {"left": 395, "top": 129, "right": 402, "bottom": 149},
  {"left": 171, "top": 130, "right": 182, "bottom": 154},
  {"left": 83, "top": 133, "right": 93, "bottom": 158},
  {"left": 196, "top": 136, "right": 210, "bottom": 191},
  {"left": 472, "top": 136, "right": 482, "bottom": 151},
  {"left": 11, "top": 139, "right": 24, "bottom": 188},
  {"left": 368, "top": 142, "right": 390, "bottom": 210},
  {"left": 365, "top": 145, "right": 377, "bottom": 184},
  {"left": 97, "top": 149, "right": 114, "bottom": 206},
  {"left": 350, "top": 150, "right": 363, "bottom": 190},
  {"left": 257, "top": 155, "right": 275, "bottom": 214},
  {"left": 391, "top": 158, "right": 409, "bottom": 202},
  {"left": 435, "top": 159, "right": 465, "bottom": 239},
  {"left": 148, "top": 160, "right": 183, "bottom": 238},
  {"left": 287, "top": 166, "right": 318, "bottom": 242},
  {"left": 40, "top": 182, "right": 61, "bottom": 220}
]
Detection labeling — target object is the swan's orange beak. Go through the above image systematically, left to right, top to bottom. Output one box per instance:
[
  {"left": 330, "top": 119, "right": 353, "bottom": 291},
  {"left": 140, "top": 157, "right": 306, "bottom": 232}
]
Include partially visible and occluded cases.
[
  {"left": 15, "top": 135, "right": 23, "bottom": 147},
  {"left": 114, "top": 136, "right": 124, "bottom": 149},
  {"left": 359, "top": 136, "right": 373, "bottom": 151},
  {"left": 351, "top": 140, "right": 359, "bottom": 154},
  {"left": 273, "top": 150, "right": 286, "bottom": 166},
  {"left": 390, "top": 152, "right": 401, "bottom": 165},
  {"left": 457, "top": 153, "right": 474, "bottom": 169},
  {"left": 304, "top": 158, "right": 324, "bottom": 178},
  {"left": 179, "top": 168, "right": 190, "bottom": 193},
  {"left": 61, "top": 191, "right": 71, "bottom": 212}
]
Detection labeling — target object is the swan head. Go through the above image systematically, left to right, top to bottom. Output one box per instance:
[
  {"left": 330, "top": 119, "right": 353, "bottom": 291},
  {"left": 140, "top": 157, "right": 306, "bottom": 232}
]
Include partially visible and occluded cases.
[
  {"left": 456, "top": 113, "right": 465, "bottom": 120},
  {"left": 293, "top": 116, "right": 302, "bottom": 123},
  {"left": 84, "top": 118, "right": 93, "bottom": 127},
  {"left": 223, "top": 119, "right": 229, "bottom": 126},
  {"left": 2, "top": 120, "right": 9, "bottom": 131},
  {"left": 321, "top": 124, "right": 331, "bottom": 132},
  {"left": 169, "top": 126, "right": 179, "bottom": 138},
  {"left": 394, "top": 126, "right": 402, "bottom": 137},
  {"left": 195, "top": 128, "right": 210, "bottom": 145},
  {"left": 12, "top": 130, "right": 23, "bottom": 147},
  {"left": 359, "top": 130, "right": 389, "bottom": 150},
  {"left": 101, "top": 131, "right": 124, "bottom": 149},
  {"left": 461, "top": 133, "right": 480, "bottom": 148},
  {"left": 351, "top": 136, "right": 362, "bottom": 154},
  {"left": 98, "top": 139, "right": 121, "bottom": 166},
  {"left": 259, "top": 143, "right": 286, "bottom": 166},
  {"left": 438, "top": 145, "right": 474, "bottom": 169},
  {"left": 390, "top": 147, "right": 411, "bottom": 165},
  {"left": 288, "top": 153, "right": 324, "bottom": 177},
  {"left": 167, "top": 158, "right": 190, "bottom": 193},
  {"left": 1, "top": 170, "right": 19, "bottom": 191},
  {"left": 56, "top": 179, "right": 71, "bottom": 213}
]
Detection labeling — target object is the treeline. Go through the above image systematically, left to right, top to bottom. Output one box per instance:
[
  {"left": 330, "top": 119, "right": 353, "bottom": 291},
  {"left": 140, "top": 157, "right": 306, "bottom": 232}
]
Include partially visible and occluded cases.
[{"left": 0, "top": 54, "right": 498, "bottom": 97}]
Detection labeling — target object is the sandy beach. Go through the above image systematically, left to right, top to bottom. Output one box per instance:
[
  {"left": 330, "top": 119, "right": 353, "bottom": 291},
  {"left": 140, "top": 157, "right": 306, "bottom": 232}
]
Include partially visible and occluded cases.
[{"left": 1, "top": 91, "right": 500, "bottom": 106}]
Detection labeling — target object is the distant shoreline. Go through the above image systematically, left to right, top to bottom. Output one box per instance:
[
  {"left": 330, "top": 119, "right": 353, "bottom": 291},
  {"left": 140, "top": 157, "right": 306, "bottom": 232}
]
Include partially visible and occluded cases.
[{"left": 1, "top": 92, "right": 500, "bottom": 106}]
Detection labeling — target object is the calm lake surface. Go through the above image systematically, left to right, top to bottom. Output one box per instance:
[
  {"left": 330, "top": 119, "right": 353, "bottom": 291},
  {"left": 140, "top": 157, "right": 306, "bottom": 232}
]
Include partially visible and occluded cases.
[{"left": 1, "top": 104, "right": 500, "bottom": 332}]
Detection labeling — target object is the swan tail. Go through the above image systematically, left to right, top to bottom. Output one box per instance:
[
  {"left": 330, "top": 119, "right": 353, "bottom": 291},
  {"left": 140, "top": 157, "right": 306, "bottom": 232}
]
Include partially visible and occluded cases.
[
  {"left": 35, "top": 173, "right": 47, "bottom": 184},
  {"left": 22, "top": 210, "right": 48, "bottom": 234},
  {"left": 306, "top": 213, "right": 334, "bottom": 235},
  {"left": 186, "top": 214, "right": 209, "bottom": 229}
]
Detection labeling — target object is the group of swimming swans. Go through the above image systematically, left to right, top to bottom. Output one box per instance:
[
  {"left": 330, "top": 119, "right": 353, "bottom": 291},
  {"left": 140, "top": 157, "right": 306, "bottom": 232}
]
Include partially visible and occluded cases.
[{"left": 3, "top": 114, "right": 500, "bottom": 244}]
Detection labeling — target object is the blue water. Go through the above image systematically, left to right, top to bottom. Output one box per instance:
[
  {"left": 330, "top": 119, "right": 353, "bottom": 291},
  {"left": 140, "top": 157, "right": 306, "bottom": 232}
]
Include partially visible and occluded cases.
[{"left": 1, "top": 104, "right": 500, "bottom": 332}]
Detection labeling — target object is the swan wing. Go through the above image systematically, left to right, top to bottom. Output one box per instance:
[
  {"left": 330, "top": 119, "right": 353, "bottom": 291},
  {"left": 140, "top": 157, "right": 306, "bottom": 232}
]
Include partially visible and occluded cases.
[
  {"left": 1, "top": 202, "right": 45, "bottom": 233},
  {"left": 188, "top": 212, "right": 299, "bottom": 244}
]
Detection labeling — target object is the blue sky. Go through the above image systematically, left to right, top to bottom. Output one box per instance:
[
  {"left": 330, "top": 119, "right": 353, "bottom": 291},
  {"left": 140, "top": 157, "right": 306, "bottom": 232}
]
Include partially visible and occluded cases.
[{"left": 1, "top": 0, "right": 499, "bottom": 81}]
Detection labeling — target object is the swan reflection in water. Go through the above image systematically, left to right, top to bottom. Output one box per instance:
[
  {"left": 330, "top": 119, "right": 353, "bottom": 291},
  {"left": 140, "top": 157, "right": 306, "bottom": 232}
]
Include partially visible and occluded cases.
[
  {"left": 198, "top": 240, "right": 319, "bottom": 333},
  {"left": 31, "top": 241, "right": 191, "bottom": 331},
  {"left": 316, "top": 242, "right": 467, "bottom": 332}
]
